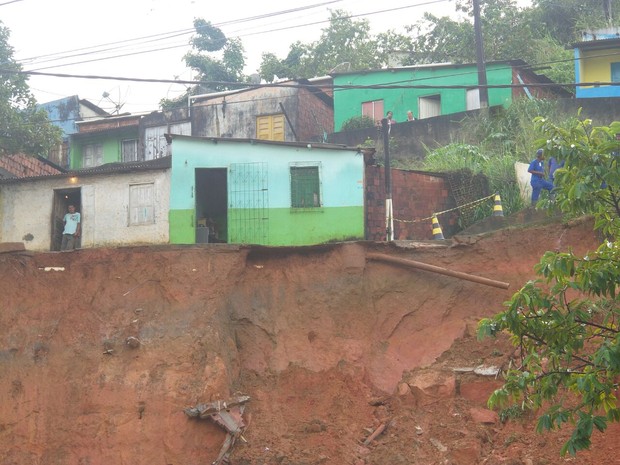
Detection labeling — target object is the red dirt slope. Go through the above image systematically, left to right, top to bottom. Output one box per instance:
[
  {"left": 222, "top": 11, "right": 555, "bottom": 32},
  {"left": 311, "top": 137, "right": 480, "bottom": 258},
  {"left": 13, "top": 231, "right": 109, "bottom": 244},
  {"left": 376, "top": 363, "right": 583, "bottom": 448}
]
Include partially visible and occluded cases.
[{"left": 1, "top": 216, "right": 618, "bottom": 465}]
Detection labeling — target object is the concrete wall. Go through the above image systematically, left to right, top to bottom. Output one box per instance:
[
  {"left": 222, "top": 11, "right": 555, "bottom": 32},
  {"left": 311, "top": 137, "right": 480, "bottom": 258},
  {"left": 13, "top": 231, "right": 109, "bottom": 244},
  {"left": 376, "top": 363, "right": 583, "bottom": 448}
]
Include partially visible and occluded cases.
[
  {"left": 191, "top": 86, "right": 333, "bottom": 143},
  {"left": 192, "top": 87, "right": 299, "bottom": 140},
  {"left": 330, "top": 98, "right": 620, "bottom": 162},
  {"left": 328, "top": 108, "right": 501, "bottom": 161},
  {"left": 0, "top": 170, "right": 170, "bottom": 251}
]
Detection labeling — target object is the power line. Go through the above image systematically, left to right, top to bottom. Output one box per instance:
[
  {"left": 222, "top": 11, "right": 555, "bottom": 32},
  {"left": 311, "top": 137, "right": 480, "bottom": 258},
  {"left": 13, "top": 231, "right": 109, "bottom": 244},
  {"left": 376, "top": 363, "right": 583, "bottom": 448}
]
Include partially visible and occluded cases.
[
  {"left": 16, "top": 1, "right": 345, "bottom": 69},
  {"left": 18, "top": 1, "right": 449, "bottom": 72},
  {"left": 2, "top": 66, "right": 613, "bottom": 91}
]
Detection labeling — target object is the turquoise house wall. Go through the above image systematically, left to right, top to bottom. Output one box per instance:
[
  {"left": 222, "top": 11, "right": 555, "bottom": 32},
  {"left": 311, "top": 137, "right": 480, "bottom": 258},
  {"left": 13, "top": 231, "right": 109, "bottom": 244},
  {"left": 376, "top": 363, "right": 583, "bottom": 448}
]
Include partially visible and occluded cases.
[
  {"left": 333, "top": 64, "right": 514, "bottom": 130},
  {"left": 169, "top": 137, "right": 365, "bottom": 246}
]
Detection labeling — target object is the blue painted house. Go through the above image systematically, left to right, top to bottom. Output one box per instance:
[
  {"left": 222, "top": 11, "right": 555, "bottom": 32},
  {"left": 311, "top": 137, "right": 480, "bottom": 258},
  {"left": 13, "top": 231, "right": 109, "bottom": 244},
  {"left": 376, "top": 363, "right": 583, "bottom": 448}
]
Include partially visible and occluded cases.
[
  {"left": 572, "top": 28, "right": 620, "bottom": 98},
  {"left": 37, "top": 95, "right": 108, "bottom": 167},
  {"left": 168, "top": 135, "right": 365, "bottom": 246}
]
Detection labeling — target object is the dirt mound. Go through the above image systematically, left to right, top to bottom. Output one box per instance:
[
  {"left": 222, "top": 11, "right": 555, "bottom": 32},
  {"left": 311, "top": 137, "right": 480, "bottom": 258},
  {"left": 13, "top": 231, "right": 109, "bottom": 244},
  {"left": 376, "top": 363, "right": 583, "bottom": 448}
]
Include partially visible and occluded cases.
[{"left": 1, "top": 216, "right": 618, "bottom": 464}]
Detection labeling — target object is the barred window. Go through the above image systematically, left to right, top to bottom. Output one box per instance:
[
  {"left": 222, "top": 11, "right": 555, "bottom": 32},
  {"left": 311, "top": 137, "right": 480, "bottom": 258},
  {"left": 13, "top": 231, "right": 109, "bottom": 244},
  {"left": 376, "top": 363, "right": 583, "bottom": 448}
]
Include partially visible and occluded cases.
[{"left": 290, "top": 165, "right": 321, "bottom": 208}]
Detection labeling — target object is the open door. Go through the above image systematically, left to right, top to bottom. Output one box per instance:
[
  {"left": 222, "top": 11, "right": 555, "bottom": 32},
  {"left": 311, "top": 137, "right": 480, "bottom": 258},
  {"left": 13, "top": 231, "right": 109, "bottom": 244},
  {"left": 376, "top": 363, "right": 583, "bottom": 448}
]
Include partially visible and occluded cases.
[
  {"left": 195, "top": 169, "right": 227, "bottom": 243},
  {"left": 51, "top": 188, "right": 82, "bottom": 251}
]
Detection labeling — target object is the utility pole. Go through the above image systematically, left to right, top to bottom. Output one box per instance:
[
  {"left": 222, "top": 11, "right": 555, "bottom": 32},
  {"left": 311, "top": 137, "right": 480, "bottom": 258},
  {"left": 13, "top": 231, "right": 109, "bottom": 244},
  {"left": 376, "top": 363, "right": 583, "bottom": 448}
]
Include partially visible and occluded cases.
[
  {"left": 472, "top": 0, "right": 489, "bottom": 108},
  {"left": 603, "top": 0, "right": 612, "bottom": 26},
  {"left": 381, "top": 118, "right": 394, "bottom": 241}
]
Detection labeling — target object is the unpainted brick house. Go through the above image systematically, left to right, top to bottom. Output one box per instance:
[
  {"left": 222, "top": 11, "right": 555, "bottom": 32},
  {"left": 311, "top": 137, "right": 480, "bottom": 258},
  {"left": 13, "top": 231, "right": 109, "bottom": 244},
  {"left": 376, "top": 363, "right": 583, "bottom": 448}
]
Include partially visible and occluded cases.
[{"left": 190, "top": 79, "right": 334, "bottom": 143}]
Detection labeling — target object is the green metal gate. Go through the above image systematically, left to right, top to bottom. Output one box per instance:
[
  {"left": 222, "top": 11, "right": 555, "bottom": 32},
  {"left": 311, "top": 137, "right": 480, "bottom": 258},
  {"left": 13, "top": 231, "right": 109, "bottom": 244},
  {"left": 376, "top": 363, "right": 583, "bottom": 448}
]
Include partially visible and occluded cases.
[{"left": 228, "top": 162, "right": 269, "bottom": 244}]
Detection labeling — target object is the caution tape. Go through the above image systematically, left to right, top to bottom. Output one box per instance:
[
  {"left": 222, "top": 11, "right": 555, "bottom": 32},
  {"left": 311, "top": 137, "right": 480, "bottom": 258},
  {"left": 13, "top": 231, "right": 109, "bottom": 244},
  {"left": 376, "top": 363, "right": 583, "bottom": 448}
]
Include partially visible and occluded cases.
[{"left": 394, "top": 193, "right": 496, "bottom": 224}]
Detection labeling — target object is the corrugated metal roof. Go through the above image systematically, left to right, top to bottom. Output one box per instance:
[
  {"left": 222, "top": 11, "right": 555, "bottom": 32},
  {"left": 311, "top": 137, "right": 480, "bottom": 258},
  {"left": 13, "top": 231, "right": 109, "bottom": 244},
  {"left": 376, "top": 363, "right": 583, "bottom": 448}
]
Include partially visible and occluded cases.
[{"left": 168, "top": 134, "right": 357, "bottom": 152}]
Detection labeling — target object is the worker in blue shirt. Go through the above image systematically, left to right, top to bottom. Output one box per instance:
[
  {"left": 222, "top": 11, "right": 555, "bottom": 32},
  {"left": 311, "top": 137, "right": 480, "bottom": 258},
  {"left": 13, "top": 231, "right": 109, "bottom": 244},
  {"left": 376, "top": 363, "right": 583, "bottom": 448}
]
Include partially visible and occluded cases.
[{"left": 528, "top": 148, "right": 554, "bottom": 205}]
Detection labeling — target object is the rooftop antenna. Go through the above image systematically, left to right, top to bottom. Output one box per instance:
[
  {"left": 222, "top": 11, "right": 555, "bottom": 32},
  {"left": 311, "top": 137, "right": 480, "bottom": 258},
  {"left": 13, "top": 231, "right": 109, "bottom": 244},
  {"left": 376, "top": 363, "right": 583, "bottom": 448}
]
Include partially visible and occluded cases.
[{"left": 100, "top": 88, "right": 126, "bottom": 115}]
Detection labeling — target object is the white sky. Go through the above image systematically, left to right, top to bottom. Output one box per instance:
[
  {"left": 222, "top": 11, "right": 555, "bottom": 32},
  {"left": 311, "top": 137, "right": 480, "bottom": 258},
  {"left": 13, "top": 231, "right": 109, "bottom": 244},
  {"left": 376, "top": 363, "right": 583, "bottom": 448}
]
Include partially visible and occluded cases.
[{"left": 2, "top": 0, "right": 531, "bottom": 114}]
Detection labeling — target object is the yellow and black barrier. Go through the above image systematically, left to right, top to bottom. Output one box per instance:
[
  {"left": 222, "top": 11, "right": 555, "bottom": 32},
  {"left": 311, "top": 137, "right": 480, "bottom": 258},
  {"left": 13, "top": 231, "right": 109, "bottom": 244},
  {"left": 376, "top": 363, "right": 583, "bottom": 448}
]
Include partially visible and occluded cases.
[{"left": 431, "top": 215, "right": 445, "bottom": 240}]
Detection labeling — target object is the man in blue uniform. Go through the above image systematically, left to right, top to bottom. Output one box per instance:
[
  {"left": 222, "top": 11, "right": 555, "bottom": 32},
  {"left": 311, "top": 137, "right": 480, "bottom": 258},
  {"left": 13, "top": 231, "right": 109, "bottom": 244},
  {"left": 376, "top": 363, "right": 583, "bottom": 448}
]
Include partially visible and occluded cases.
[{"left": 528, "top": 149, "right": 554, "bottom": 205}]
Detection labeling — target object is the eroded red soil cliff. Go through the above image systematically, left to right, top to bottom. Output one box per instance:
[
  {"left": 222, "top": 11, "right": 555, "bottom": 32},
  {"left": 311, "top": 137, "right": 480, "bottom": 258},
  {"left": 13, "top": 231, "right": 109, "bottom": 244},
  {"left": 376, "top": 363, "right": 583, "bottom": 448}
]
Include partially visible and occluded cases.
[{"left": 1, "top": 216, "right": 619, "bottom": 464}]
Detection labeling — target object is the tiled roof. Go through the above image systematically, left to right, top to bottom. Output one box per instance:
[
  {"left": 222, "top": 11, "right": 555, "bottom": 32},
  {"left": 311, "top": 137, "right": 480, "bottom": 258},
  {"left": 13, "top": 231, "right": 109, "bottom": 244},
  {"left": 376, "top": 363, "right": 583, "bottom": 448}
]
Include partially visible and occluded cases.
[{"left": 0, "top": 154, "right": 64, "bottom": 179}]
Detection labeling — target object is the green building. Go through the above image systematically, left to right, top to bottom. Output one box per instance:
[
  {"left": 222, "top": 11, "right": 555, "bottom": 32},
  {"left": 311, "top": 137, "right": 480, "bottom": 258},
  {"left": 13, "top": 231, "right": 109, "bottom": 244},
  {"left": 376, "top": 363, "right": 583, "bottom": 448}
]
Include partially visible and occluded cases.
[
  {"left": 332, "top": 60, "right": 569, "bottom": 131},
  {"left": 169, "top": 135, "right": 365, "bottom": 246}
]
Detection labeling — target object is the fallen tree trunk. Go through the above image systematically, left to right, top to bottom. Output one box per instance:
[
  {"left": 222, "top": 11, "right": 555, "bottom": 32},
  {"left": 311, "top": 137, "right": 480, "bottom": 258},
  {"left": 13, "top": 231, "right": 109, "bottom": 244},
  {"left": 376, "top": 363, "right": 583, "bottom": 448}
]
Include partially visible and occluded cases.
[{"left": 366, "top": 253, "right": 510, "bottom": 289}]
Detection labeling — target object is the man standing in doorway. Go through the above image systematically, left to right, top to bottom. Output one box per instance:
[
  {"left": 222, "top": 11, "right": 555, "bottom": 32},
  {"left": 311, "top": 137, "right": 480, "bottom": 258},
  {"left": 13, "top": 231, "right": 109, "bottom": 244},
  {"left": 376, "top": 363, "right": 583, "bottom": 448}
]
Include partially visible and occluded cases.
[{"left": 61, "top": 204, "right": 81, "bottom": 251}]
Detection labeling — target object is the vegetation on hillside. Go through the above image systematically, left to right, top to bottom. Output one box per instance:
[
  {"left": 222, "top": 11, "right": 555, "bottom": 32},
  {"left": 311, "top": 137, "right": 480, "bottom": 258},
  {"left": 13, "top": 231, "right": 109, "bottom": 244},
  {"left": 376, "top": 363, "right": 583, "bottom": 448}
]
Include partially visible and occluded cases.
[{"left": 479, "top": 114, "right": 620, "bottom": 456}]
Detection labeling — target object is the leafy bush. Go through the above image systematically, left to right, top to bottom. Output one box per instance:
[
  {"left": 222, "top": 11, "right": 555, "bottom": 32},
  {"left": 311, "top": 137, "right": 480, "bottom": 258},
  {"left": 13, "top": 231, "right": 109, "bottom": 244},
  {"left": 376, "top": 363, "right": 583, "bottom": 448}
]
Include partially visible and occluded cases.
[{"left": 340, "top": 115, "right": 377, "bottom": 132}]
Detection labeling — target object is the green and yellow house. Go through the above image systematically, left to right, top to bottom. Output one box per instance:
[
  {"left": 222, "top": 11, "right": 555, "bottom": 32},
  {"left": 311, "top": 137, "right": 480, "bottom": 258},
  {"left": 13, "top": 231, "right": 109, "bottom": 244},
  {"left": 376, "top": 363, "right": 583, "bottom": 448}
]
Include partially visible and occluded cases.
[
  {"left": 572, "top": 28, "right": 620, "bottom": 98},
  {"left": 168, "top": 135, "right": 365, "bottom": 246}
]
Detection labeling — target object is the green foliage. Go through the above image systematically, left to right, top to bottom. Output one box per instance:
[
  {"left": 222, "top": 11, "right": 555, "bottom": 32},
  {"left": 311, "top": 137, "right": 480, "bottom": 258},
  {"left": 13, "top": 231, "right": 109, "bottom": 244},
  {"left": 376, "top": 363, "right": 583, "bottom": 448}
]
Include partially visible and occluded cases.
[
  {"left": 404, "top": 0, "right": 609, "bottom": 85},
  {"left": 530, "top": 0, "right": 620, "bottom": 44},
  {"left": 258, "top": 10, "right": 411, "bottom": 81},
  {"left": 161, "top": 19, "right": 247, "bottom": 109},
  {"left": 0, "top": 21, "right": 61, "bottom": 156},
  {"left": 459, "top": 99, "right": 563, "bottom": 161},
  {"left": 479, "top": 114, "right": 620, "bottom": 456},
  {"left": 340, "top": 115, "right": 377, "bottom": 132},
  {"left": 422, "top": 143, "right": 524, "bottom": 218},
  {"left": 499, "top": 404, "right": 526, "bottom": 423}
]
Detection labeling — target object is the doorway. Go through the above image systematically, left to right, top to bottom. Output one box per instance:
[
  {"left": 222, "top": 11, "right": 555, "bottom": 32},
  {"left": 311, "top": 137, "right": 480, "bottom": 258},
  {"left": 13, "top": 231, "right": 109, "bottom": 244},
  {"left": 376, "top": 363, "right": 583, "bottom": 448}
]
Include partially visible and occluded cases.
[
  {"left": 195, "top": 168, "right": 227, "bottom": 243},
  {"left": 51, "top": 188, "right": 81, "bottom": 251}
]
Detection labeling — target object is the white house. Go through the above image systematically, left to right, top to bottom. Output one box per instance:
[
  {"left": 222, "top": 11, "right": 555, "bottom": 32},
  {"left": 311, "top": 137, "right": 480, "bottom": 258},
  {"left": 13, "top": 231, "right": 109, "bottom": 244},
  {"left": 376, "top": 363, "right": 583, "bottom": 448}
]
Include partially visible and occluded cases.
[{"left": 0, "top": 158, "right": 171, "bottom": 251}]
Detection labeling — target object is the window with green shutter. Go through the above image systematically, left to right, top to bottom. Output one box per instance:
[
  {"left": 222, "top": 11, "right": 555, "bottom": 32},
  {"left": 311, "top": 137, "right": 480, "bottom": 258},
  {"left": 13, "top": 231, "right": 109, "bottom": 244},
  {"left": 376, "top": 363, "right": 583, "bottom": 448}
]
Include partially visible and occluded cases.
[{"left": 290, "top": 164, "right": 321, "bottom": 208}]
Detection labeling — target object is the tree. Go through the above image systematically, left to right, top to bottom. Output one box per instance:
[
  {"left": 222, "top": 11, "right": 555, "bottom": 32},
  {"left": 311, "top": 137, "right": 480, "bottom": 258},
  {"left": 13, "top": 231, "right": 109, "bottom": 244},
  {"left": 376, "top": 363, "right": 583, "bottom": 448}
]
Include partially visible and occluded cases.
[
  {"left": 405, "top": 0, "right": 575, "bottom": 83},
  {"left": 531, "top": 0, "right": 620, "bottom": 44},
  {"left": 258, "top": 10, "right": 411, "bottom": 82},
  {"left": 160, "top": 19, "right": 247, "bottom": 109},
  {"left": 0, "top": 21, "right": 61, "bottom": 156},
  {"left": 478, "top": 113, "right": 620, "bottom": 456}
]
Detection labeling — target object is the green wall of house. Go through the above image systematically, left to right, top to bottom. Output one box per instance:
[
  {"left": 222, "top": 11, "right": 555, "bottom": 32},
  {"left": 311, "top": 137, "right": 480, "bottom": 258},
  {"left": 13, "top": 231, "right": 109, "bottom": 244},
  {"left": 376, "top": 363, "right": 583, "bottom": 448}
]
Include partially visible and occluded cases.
[
  {"left": 333, "top": 63, "right": 514, "bottom": 130},
  {"left": 70, "top": 128, "right": 138, "bottom": 169},
  {"left": 169, "top": 137, "right": 365, "bottom": 246}
]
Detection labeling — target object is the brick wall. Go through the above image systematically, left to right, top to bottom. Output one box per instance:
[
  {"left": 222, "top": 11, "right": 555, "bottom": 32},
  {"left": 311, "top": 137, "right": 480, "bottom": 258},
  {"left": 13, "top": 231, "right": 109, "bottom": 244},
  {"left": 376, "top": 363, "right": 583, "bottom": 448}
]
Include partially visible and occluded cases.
[
  {"left": 297, "top": 88, "right": 334, "bottom": 142},
  {"left": 78, "top": 116, "right": 141, "bottom": 133},
  {"left": 365, "top": 166, "right": 459, "bottom": 241}
]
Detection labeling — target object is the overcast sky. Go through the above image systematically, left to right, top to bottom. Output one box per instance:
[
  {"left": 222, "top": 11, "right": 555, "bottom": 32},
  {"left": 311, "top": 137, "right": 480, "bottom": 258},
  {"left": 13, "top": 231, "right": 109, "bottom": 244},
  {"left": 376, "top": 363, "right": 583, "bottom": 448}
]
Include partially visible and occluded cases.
[{"left": 2, "top": 0, "right": 531, "bottom": 114}]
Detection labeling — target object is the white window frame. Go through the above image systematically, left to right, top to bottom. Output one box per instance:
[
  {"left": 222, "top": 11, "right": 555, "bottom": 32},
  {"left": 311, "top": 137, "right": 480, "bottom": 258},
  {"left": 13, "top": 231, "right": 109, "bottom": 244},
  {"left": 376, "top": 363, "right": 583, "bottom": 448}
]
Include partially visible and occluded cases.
[
  {"left": 466, "top": 88, "right": 481, "bottom": 111},
  {"left": 418, "top": 94, "right": 441, "bottom": 119},
  {"left": 122, "top": 139, "right": 138, "bottom": 162},
  {"left": 83, "top": 143, "right": 103, "bottom": 168},
  {"left": 129, "top": 183, "right": 155, "bottom": 226}
]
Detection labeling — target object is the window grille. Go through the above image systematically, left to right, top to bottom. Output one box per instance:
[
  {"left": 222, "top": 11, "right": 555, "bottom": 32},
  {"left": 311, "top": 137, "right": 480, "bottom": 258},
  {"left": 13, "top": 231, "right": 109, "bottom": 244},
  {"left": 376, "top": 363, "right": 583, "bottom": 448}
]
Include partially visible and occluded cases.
[{"left": 290, "top": 165, "right": 321, "bottom": 208}]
